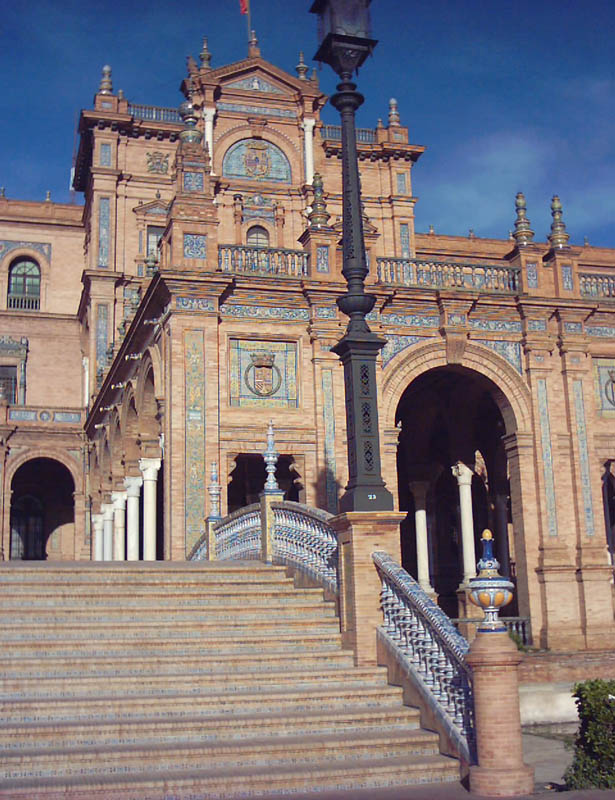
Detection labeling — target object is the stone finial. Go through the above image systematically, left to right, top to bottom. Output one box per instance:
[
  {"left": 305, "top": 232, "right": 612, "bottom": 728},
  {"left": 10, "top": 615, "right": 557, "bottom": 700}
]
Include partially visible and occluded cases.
[
  {"left": 248, "top": 30, "right": 260, "bottom": 58},
  {"left": 200, "top": 37, "right": 212, "bottom": 68},
  {"left": 296, "top": 51, "right": 309, "bottom": 81},
  {"left": 186, "top": 55, "right": 199, "bottom": 76},
  {"left": 98, "top": 65, "right": 113, "bottom": 95},
  {"left": 310, "top": 67, "right": 319, "bottom": 86},
  {"left": 118, "top": 89, "right": 125, "bottom": 100},
  {"left": 388, "top": 97, "right": 400, "bottom": 126},
  {"left": 178, "top": 100, "right": 203, "bottom": 144},
  {"left": 376, "top": 118, "right": 384, "bottom": 129},
  {"left": 308, "top": 173, "right": 331, "bottom": 229},
  {"left": 0, "top": 188, "right": 5, "bottom": 198},
  {"left": 45, "top": 190, "right": 51, "bottom": 202},
  {"left": 512, "top": 191, "right": 534, "bottom": 246},
  {"left": 548, "top": 195, "right": 570, "bottom": 248},
  {"left": 428, "top": 224, "right": 435, "bottom": 235},
  {"left": 468, "top": 228, "right": 475, "bottom": 239},
  {"left": 584, "top": 236, "right": 589, "bottom": 246},
  {"left": 145, "top": 252, "right": 159, "bottom": 276},
  {"left": 263, "top": 420, "right": 280, "bottom": 492},
  {"left": 208, "top": 461, "right": 222, "bottom": 519}
]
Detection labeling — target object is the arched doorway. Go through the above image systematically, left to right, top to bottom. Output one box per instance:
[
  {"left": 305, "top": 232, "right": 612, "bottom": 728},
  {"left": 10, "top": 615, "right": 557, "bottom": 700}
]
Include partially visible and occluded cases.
[
  {"left": 395, "top": 366, "right": 514, "bottom": 617},
  {"left": 10, "top": 458, "right": 75, "bottom": 560}
]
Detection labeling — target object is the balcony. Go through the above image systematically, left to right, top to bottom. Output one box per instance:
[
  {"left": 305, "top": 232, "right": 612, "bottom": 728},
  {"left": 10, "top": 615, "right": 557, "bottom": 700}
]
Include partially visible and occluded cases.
[
  {"left": 127, "top": 103, "right": 181, "bottom": 123},
  {"left": 320, "top": 124, "right": 377, "bottom": 143},
  {"left": 218, "top": 245, "right": 308, "bottom": 278},
  {"left": 377, "top": 257, "right": 521, "bottom": 294},
  {"left": 580, "top": 273, "right": 615, "bottom": 299},
  {"left": 7, "top": 293, "right": 40, "bottom": 311}
]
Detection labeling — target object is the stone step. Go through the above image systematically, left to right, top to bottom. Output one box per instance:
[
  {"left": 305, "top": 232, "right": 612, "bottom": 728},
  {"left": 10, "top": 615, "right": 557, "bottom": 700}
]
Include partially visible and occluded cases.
[
  {"left": 0, "top": 562, "right": 284, "bottom": 578},
  {"left": 0, "top": 585, "right": 324, "bottom": 601},
  {"left": 0, "top": 616, "right": 340, "bottom": 639},
  {"left": 0, "top": 629, "right": 343, "bottom": 657},
  {"left": 0, "top": 647, "right": 356, "bottom": 680},
  {"left": 0, "top": 666, "right": 387, "bottom": 700},
  {"left": 0, "top": 683, "right": 404, "bottom": 723},
  {"left": 0, "top": 705, "right": 422, "bottom": 751},
  {"left": 0, "top": 728, "right": 443, "bottom": 781},
  {"left": 0, "top": 753, "right": 459, "bottom": 799}
]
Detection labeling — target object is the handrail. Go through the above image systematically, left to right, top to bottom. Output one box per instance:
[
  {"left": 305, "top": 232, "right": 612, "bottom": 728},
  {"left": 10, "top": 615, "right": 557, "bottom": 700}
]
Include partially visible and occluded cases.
[
  {"left": 218, "top": 244, "right": 308, "bottom": 278},
  {"left": 377, "top": 256, "right": 520, "bottom": 294},
  {"left": 272, "top": 501, "right": 338, "bottom": 595},
  {"left": 373, "top": 550, "right": 475, "bottom": 763},
  {"left": 451, "top": 616, "right": 532, "bottom": 647}
]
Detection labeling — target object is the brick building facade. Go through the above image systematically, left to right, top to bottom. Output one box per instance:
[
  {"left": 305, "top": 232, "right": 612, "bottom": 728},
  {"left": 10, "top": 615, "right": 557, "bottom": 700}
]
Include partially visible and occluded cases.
[{"left": 1, "top": 39, "right": 614, "bottom": 651}]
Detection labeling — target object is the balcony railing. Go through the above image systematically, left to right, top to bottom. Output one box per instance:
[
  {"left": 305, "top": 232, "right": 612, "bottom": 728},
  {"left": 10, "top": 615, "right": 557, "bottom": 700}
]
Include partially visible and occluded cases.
[
  {"left": 127, "top": 103, "right": 181, "bottom": 123},
  {"left": 321, "top": 124, "right": 377, "bottom": 143},
  {"left": 218, "top": 245, "right": 308, "bottom": 278},
  {"left": 377, "top": 257, "right": 521, "bottom": 294},
  {"left": 579, "top": 273, "right": 615, "bottom": 299},
  {"left": 7, "top": 293, "right": 40, "bottom": 311}
]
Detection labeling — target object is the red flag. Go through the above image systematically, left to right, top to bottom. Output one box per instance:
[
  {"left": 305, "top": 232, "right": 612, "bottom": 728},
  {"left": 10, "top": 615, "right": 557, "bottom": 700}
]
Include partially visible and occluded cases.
[{"left": 239, "top": 0, "right": 248, "bottom": 14}]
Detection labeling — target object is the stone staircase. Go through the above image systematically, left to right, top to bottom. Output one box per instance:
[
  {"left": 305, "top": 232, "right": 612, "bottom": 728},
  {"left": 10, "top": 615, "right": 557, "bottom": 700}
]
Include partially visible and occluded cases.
[{"left": 0, "top": 561, "right": 459, "bottom": 799}]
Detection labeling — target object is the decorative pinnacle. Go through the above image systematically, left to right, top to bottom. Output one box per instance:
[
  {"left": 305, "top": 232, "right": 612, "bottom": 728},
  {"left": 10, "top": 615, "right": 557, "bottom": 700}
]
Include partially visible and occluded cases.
[
  {"left": 248, "top": 30, "right": 260, "bottom": 57},
  {"left": 200, "top": 37, "right": 212, "bottom": 68},
  {"left": 296, "top": 51, "right": 309, "bottom": 81},
  {"left": 99, "top": 65, "right": 112, "bottom": 95},
  {"left": 310, "top": 67, "right": 319, "bottom": 86},
  {"left": 388, "top": 97, "right": 400, "bottom": 125},
  {"left": 178, "top": 101, "right": 203, "bottom": 144},
  {"left": 308, "top": 173, "right": 331, "bottom": 229},
  {"left": 512, "top": 192, "right": 534, "bottom": 246},
  {"left": 548, "top": 195, "right": 570, "bottom": 248},
  {"left": 263, "top": 420, "right": 280, "bottom": 493},
  {"left": 208, "top": 461, "right": 222, "bottom": 519},
  {"left": 468, "top": 529, "right": 515, "bottom": 631}
]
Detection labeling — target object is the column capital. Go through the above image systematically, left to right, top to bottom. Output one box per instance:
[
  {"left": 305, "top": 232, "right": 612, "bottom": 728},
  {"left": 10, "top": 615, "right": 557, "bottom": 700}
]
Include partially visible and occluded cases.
[
  {"left": 202, "top": 107, "right": 216, "bottom": 121},
  {"left": 302, "top": 117, "right": 316, "bottom": 132},
  {"left": 139, "top": 458, "right": 161, "bottom": 481},
  {"left": 451, "top": 461, "right": 473, "bottom": 485},
  {"left": 124, "top": 475, "right": 143, "bottom": 497},
  {"left": 409, "top": 480, "right": 430, "bottom": 507},
  {"left": 111, "top": 490, "right": 127, "bottom": 510},
  {"left": 101, "top": 502, "right": 114, "bottom": 519}
]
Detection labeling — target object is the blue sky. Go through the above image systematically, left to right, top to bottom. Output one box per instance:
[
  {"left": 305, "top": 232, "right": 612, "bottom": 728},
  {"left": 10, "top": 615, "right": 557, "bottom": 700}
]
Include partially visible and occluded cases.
[{"left": 1, "top": 0, "right": 613, "bottom": 246}]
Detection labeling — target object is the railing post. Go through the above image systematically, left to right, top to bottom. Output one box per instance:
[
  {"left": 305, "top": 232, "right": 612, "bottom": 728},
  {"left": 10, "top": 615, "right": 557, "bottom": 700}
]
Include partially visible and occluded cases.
[{"left": 260, "top": 421, "right": 284, "bottom": 564}]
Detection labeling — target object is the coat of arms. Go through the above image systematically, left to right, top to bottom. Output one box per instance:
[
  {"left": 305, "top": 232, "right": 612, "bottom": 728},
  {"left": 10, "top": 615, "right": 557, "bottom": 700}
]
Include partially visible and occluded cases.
[
  {"left": 245, "top": 142, "right": 270, "bottom": 179},
  {"left": 146, "top": 151, "right": 169, "bottom": 174},
  {"left": 245, "top": 351, "right": 281, "bottom": 397}
]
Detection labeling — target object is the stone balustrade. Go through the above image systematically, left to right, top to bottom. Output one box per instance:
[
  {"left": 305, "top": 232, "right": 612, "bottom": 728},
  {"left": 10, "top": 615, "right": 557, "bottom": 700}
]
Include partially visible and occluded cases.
[
  {"left": 127, "top": 103, "right": 181, "bottom": 123},
  {"left": 320, "top": 124, "right": 377, "bottom": 143},
  {"left": 218, "top": 245, "right": 308, "bottom": 278},
  {"left": 377, "top": 256, "right": 520, "bottom": 294},
  {"left": 579, "top": 272, "right": 615, "bottom": 299},
  {"left": 207, "top": 504, "right": 261, "bottom": 561}
]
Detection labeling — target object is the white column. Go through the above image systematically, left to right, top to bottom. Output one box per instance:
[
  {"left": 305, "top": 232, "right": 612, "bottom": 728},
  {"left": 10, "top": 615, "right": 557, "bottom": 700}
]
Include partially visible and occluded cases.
[
  {"left": 203, "top": 108, "right": 215, "bottom": 173},
  {"left": 302, "top": 118, "right": 316, "bottom": 185},
  {"left": 139, "top": 458, "right": 161, "bottom": 561},
  {"left": 451, "top": 462, "right": 477, "bottom": 583},
  {"left": 124, "top": 475, "right": 143, "bottom": 561},
  {"left": 410, "top": 481, "right": 434, "bottom": 594},
  {"left": 111, "top": 490, "right": 127, "bottom": 561},
  {"left": 101, "top": 503, "right": 114, "bottom": 562},
  {"left": 91, "top": 513, "right": 104, "bottom": 561}
]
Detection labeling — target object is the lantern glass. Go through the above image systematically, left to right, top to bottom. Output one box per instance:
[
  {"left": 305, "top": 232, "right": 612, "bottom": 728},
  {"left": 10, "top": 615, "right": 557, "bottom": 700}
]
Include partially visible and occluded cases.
[{"left": 311, "top": 0, "right": 372, "bottom": 43}]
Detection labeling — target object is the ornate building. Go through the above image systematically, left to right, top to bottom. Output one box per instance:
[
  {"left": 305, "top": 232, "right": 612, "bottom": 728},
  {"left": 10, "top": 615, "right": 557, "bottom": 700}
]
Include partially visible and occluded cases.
[{"left": 0, "top": 36, "right": 614, "bottom": 651}]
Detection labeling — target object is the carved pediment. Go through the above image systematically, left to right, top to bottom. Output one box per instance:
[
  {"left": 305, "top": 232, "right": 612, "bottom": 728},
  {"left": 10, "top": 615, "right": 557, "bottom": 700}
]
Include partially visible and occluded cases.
[{"left": 133, "top": 199, "right": 169, "bottom": 218}]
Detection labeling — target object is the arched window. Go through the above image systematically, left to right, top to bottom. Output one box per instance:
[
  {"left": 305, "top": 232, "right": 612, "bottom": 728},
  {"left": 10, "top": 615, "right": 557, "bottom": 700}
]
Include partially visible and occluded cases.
[
  {"left": 247, "top": 226, "right": 269, "bottom": 249},
  {"left": 8, "top": 258, "right": 40, "bottom": 310}
]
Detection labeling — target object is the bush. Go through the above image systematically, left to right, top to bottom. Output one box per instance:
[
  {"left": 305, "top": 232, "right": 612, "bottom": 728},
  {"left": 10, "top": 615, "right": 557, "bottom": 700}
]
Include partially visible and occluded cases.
[{"left": 564, "top": 679, "right": 615, "bottom": 790}]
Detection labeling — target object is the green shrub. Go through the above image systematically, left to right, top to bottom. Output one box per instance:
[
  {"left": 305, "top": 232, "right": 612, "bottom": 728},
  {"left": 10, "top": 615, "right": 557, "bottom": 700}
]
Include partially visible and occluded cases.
[{"left": 564, "top": 679, "right": 615, "bottom": 790}]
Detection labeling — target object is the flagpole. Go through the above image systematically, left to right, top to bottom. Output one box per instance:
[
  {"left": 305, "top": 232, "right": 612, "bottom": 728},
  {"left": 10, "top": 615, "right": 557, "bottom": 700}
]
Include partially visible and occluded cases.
[{"left": 247, "top": 0, "right": 252, "bottom": 48}]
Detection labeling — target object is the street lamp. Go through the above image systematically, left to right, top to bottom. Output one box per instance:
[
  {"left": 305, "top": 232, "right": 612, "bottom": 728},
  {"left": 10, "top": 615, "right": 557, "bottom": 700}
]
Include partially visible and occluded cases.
[{"left": 310, "top": 0, "right": 393, "bottom": 512}]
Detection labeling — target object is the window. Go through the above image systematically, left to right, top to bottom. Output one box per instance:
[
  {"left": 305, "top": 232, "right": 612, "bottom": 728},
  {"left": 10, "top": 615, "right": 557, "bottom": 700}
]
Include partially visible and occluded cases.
[
  {"left": 396, "top": 172, "right": 408, "bottom": 194},
  {"left": 400, "top": 223, "right": 411, "bottom": 258},
  {"left": 146, "top": 225, "right": 165, "bottom": 257},
  {"left": 246, "top": 226, "right": 269, "bottom": 248},
  {"left": 7, "top": 259, "right": 40, "bottom": 310},
  {"left": 0, "top": 366, "right": 17, "bottom": 403}
]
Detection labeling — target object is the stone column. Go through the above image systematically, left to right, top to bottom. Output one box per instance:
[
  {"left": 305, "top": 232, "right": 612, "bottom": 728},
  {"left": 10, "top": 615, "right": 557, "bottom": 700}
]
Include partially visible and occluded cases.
[
  {"left": 203, "top": 108, "right": 215, "bottom": 171},
  {"left": 302, "top": 118, "right": 316, "bottom": 185},
  {"left": 139, "top": 458, "right": 161, "bottom": 561},
  {"left": 451, "top": 462, "right": 477, "bottom": 583},
  {"left": 124, "top": 476, "right": 142, "bottom": 561},
  {"left": 409, "top": 480, "right": 434, "bottom": 594},
  {"left": 111, "top": 490, "right": 127, "bottom": 561},
  {"left": 101, "top": 502, "right": 114, "bottom": 561},
  {"left": 329, "top": 511, "right": 406, "bottom": 665},
  {"left": 91, "top": 512, "right": 104, "bottom": 561},
  {"left": 466, "top": 631, "right": 534, "bottom": 796}
]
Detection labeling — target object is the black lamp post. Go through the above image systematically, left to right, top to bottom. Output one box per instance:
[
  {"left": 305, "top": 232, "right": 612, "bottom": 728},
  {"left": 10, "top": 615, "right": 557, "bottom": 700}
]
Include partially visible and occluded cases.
[{"left": 310, "top": 0, "right": 393, "bottom": 512}]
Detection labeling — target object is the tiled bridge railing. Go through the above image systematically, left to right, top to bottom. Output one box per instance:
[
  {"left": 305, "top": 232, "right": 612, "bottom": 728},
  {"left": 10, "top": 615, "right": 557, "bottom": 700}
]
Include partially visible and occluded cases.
[
  {"left": 218, "top": 245, "right": 309, "bottom": 278},
  {"left": 377, "top": 257, "right": 521, "bottom": 294},
  {"left": 189, "top": 497, "right": 475, "bottom": 762}
]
